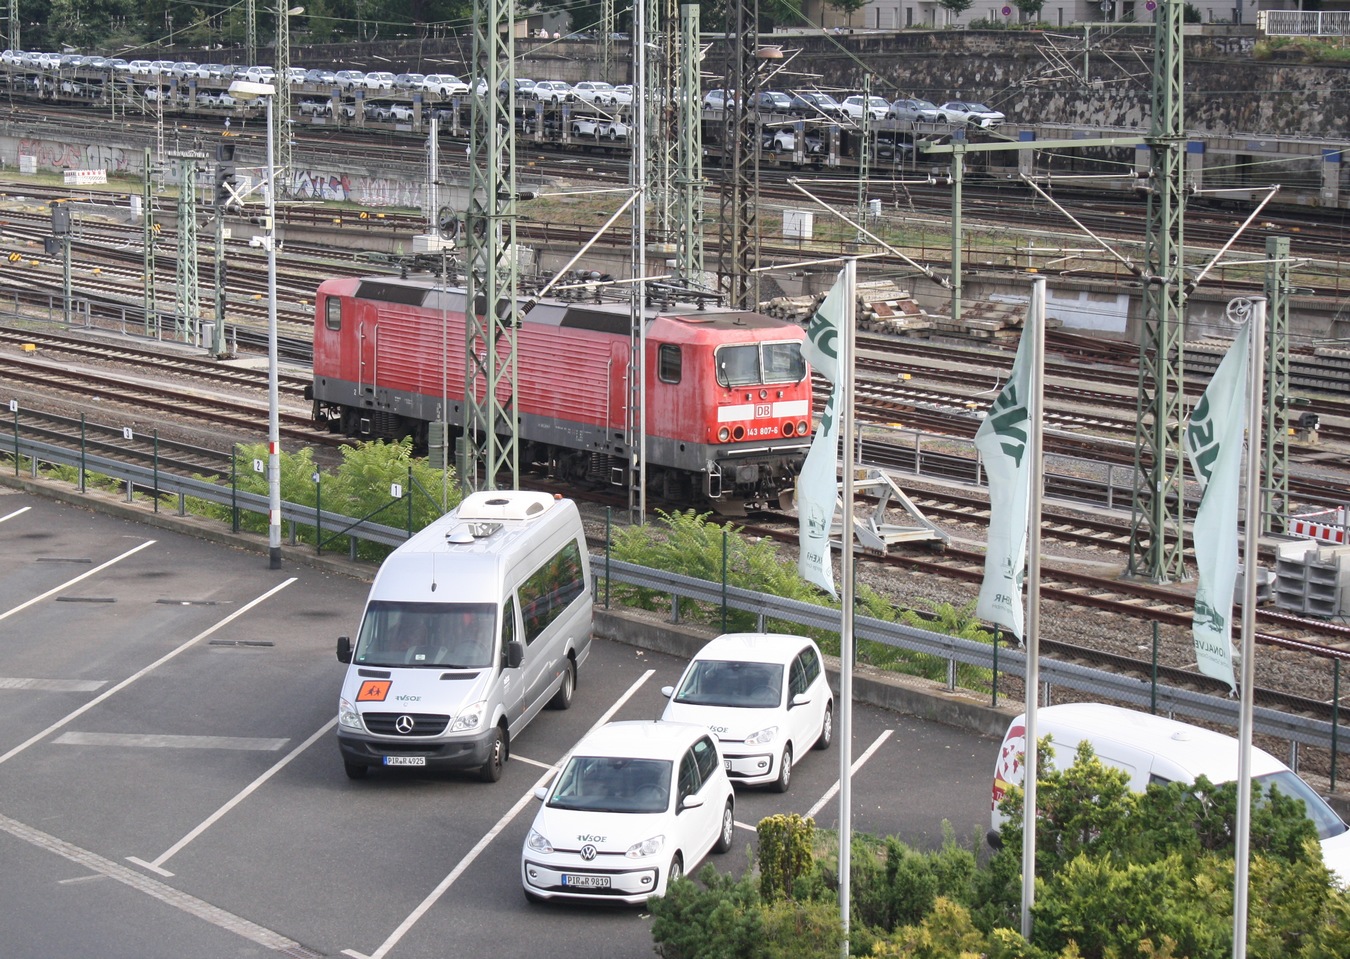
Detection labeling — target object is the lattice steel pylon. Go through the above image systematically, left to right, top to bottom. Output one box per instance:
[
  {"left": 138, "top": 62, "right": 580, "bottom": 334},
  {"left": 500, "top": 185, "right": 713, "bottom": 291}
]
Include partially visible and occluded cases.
[
  {"left": 8, "top": 0, "right": 17, "bottom": 52},
  {"left": 245, "top": 0, "right": 256, "bottom": 72},
  {"left": 273, "top": 0, "right": 293, "bottom": 196},
  {"left": 463, "top": 0, "right": 520, "bottom": 492},
  {"left": 648, "top": 0, "right": 678, "bottom": 254},
  {"left": 716, "top": 0, "right": 760, "bottom": 309},
  {"left": 1127, "top": 0, "right": 1187, "bottom": 583},
  {"left": 676, "top": 3, "right": 705, "bottom": 282},
  {"left": 143, "top": 148, "right": 157, "bottom": 336},
  {"left": 175, "top": 157, "right": 200, "bottom": 343},
  {"left": 1262, "top": 234, "right": 1291, "bottom": 534}
]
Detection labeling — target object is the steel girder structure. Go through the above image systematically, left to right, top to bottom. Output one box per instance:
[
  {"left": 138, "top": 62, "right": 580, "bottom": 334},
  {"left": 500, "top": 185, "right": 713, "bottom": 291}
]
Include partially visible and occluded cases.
[
  {"left": 273, "top": 0, "right": 293, "bottom": 196},
  {"left": 464, "top": 0, "right": 520, "bottom": 492},
  {"left": 648, "top": 0, "right": 678, "bottom": 256},
  {"left": 716, "top": 0, "right": 760, "bottom": 310},
  {"left": 1127, "top": 0, "right": 1187, "bottom": 583},
  {"left": 677, "top": 4, "right": 705, "bottom": 283},
  {"left": 143, "top": 149, "right": 157, "bottom": 337},
  {"left": 175, "top": 157, "right": 200, "bottom": 343},
  {"left": 1263, "top": 235, "right": 1291, "bottom": 534}
]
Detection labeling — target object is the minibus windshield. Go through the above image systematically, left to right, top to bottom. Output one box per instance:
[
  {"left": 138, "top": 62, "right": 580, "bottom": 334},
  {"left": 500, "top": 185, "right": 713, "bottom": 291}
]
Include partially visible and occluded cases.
[{"left": 354, "top": 600, "right": 497, "bottom": 668}]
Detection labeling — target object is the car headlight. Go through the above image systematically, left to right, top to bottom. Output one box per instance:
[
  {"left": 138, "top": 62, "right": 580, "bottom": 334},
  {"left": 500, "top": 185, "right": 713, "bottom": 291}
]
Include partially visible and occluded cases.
[
  {"left": 338, "top": 697, "right": 362, "bottom": 729},
  {"left": 452, "top": 700, "right": 487, "bottom": 731},
  {"left": 744, "top": 726, "right": 779, "bottom": 745},
  {"left": 526, "top": 828, "right": 554, "bottom": 854},
  {"left": 626, "top": 835, "right": 664, "bottom": 859}
]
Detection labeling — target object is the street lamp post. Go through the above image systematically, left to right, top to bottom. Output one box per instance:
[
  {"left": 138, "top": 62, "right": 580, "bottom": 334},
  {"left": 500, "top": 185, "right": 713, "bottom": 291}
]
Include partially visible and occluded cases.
[{"left": 228, "top": 79, "right": 282, "bottom": 569}]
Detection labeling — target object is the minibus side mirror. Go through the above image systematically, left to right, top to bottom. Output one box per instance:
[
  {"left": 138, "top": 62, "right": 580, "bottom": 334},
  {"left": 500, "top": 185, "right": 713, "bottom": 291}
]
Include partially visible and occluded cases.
[
  {"left": 336, "top": 636, "right": 352, "bottom": 664},
  {"left": 507, "top": 640, "right": 524, "bottom": 668}
]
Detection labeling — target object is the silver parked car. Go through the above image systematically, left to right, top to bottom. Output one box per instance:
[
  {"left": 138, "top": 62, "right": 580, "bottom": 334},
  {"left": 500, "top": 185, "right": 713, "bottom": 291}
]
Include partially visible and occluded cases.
[
  {"left": 889, "top": 97, "right": 944, "bottom": 123},
  {"left": 939, "top": 99, "right": 1006, "bottom": 128}
]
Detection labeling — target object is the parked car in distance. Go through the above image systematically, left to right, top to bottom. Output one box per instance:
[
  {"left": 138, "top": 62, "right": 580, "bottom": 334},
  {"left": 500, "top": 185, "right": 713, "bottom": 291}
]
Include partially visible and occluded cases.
[
  {"left": 126, "top": 60, "right": 153, "bottom": 76},
  {"left": 285, "top": 66, "right": 307, "bottom": 84},
  {"left": 334, "top": 70, "right": 365, "bottom": 92},
  {"left": 362, "top": 71, "right": 396, "bottom": 91},
  {"left": 393, "top": 72, "right": 425, "bottom": 90},
  {"left": 423, "top": 73, "right": 468, "bottom": 96},
  {"left": 498, "top": 77, "right": 536, "bottom": 97},
  {"left": 532, "top": 79, "right": 575, "bottom": 103},
  {"left": 572, "top": 80, "right": 617, "bottom": 105},
  {"left": 612, "top": 84, "right": 634, "bottom": 105},
  {"left": 701, "top": 88, "right": 737, "bottom": 111},
  {"left": 749, "top": 90, "right": 793, "bottom": 114},
  {"left": 787, "top": 91, "right": 846, "bottom": 120},
  {"left": 841, "top": 94, "right": 891, "bottom": 122},
  {"left": 889, "top": 96, "right": 944, "bottom": 123},
  {"left": 297, "top": 99, "right": 332, "bottom": 117},
  {"left": 939, "top": 99, "right": 1005, "bottom": 128},
  {"left": 373, "top": 102, "right": 415, "bottom": 122},
  {"left": 571, "top": 115, "right": 603, "bottom": 137},
  {"left": 765, "top": 127, "right": 824, "bottom": 154},
  {"left": 874, "top": 130, "right": 914, "bottom": 160},
  {"left": 660, "top": 633, "right": 832, "bottom": 793},
  {"left": 521, "top": 721, "right": 735, "bottom": 903}
]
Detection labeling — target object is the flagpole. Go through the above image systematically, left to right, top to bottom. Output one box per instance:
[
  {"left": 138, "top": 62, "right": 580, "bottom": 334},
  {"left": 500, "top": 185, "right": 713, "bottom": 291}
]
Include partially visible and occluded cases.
[
  {"left": 837, "top": 256, "right": 857, "bottom": 958},
  {"left": 1019, "top": 275, "right": 1046, "bottom": 940},
  {"left": 1233, "top": 298, "right": 1265, "bottom": 959}
]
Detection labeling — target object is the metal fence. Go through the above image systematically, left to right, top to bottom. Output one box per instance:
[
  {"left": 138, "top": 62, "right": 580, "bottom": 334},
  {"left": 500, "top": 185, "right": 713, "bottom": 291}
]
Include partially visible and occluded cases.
[
  {"left": 1259, "top": 10, "right": 1350, "bottom": 36},
  {"left": 4, "top": 425, "right": 1347, "bottom": 787}
]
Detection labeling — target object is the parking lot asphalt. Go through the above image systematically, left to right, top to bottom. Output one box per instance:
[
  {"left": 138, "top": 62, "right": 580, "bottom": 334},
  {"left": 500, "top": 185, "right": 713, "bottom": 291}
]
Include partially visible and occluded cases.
[{"left": 0, "top": 477, "right": 1001, "bottom": 959}]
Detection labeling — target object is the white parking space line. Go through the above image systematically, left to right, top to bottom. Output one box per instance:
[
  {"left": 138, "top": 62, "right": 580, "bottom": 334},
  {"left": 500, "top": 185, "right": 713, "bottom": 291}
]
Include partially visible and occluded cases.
[
  {"left": 0, "top": 506, "right": 31, "bottom": 523},
  {"left": 0, "top": 539, "right": 155, "bottom": 625},
  {"left": 0, "top": 577, "right": 298, "bottom": 766},
  {"left": 341, "top": 668, "right": 656, "bottom": 959},
  {"left": 0, "top": 678, "right": 106, "bottom": 692},
  {"left": 128, "top": 718, "right": 336, "bottom": 877},
  {"left": 805, "top": 728, "right": 894, "bottom": 821},
  {"left": 55, "top": 732, "right": 290, "bottom": 751},
  {"left": 0, "top": 811, "right": 305, "bottom": 954}
]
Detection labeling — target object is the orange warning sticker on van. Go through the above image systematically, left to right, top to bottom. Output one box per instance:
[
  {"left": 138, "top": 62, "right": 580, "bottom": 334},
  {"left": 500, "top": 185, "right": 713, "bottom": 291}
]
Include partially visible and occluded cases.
[{"left": 357, "top": 680, "right": 392, "bottom": 702}]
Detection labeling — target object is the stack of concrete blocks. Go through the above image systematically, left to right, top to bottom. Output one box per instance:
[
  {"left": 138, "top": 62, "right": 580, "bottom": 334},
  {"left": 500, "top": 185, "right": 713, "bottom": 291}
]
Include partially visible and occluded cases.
[{"left": 1273, "top": 539, "right": 1350, "bottom": 619}]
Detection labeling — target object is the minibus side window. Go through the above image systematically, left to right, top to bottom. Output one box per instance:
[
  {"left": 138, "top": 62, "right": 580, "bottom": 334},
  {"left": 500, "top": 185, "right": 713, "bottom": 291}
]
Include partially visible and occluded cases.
[
  {"left": 519, "top": 539, "right": 588, "bottom": 645},
  {"left": 500, "top": 596, "right": 517, "bottom": 662}
]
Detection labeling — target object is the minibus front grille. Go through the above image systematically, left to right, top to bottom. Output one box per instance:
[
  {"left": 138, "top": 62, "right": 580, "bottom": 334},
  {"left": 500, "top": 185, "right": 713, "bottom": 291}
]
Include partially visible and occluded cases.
[{"left": 363, "top": 712, "right": 451, "bottom": 736}]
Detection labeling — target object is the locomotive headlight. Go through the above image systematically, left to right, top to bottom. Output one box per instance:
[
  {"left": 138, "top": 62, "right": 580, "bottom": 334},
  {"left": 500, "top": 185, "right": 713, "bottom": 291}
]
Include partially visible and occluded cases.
[
  {"left": 759, "top": 389, "right": 768, "bottom": 399},
  {"left": 798, "top": 420, "right": 810, "bottom": 436},
  {"left": 783, "top": 421, "right": 795, "bottom": 436},
  {"left": 718, "top": 427, "right": 730, "bottom": 442}
]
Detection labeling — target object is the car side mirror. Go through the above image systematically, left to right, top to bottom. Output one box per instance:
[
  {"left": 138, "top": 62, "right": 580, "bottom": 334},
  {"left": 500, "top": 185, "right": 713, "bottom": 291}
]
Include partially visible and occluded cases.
[
  {"left": 336, "top": 636, "right": 352, "bottom": 663},
  {"left": 507, "top": 640, "right": 524, "bottom": 669},
  {"left": 660, "top": 685, "right": 674, "bottom": 698},
  {"left": 790, "top": 692, "right": 810, "bottom": 709},
  {"left": 534, "top": 786, "right": 548, "bottom": 801},
  {"left": 680, "top": 794, "right": 705, "bottom": 812}
]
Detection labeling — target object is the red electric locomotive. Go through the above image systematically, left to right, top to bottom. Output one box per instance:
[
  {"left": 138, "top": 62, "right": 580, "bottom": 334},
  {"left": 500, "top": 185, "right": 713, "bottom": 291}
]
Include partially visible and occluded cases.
[{"left": 309, "top": 275, "right": 814, "bottom": 510}]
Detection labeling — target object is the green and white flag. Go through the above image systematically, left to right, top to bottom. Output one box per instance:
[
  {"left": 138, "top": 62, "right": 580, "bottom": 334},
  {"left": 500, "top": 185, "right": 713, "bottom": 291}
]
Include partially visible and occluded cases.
[
  {"left": 797, "top": 272, "right": 846, "bottom": 598},
  {"left": 973, "top": 307, "right": 1038, "bottom": 640},
  {"left": 1185, "top": 324, "right": 1250, "bottom": 691}
]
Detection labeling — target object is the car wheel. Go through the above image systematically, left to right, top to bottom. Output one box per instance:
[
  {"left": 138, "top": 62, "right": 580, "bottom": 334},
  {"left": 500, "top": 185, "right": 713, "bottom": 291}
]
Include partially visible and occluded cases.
[
  {"left": 548, "top": 656, "right": 575, "bottom": 710},
  {"left": 815, "top": 701, "right": 833, "bottom": 751},
  {"left": 479, "top": 726, "right": 505, "bottom": 782},
  {"left": 772, "top": 744, "right": 792, "bottom": 793},
  {"left": 344, "top": 760, "right": 368, "bottom": 780},
  {"left": 714, "top": 800, "right": 735, "bottom": 854},
  {"left": 667, "top": 853, "right": 684, "bottom": 887}
]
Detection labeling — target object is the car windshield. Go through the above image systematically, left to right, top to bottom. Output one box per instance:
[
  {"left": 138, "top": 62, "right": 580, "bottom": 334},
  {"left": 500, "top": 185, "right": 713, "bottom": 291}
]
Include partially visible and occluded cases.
[
  {"left": 914, "top": 99, "right": 939, "bottom": 110},
  {"left": 968, "top": 103, "right": 994, "bottom": 112},
  {"left": 353, "top": 600, "right": 497, "bottom": 668},
  {"left": 675, "top": 659, "right": 784, "bottom": 708},
  {"left": 549, "top": 756, "right": 672, "bottom": 813},
  {"left": 1255, "top": 770, "right": 1348, "bottom": 840}
]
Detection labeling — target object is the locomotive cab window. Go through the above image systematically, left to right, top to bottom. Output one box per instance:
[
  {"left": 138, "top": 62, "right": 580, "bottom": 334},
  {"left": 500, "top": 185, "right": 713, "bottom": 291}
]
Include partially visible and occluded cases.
[
  {"left": 325, "top": 295, "right": 342, "bottom": 331},
  {"left": 716, "top": 342, "right": 806, "bottom": 388},
  {"left": 658, "top": 344, "right": 682, "bottom": 383}
]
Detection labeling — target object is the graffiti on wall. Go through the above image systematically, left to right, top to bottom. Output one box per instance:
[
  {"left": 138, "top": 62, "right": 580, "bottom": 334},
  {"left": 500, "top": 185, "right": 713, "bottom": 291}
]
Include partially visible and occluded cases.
[
  {"left": 15, "top": 139, "right": 133, "bottom": 172},
  {"left": 290, "top": 167, "right": 423, "bottom": 209}
]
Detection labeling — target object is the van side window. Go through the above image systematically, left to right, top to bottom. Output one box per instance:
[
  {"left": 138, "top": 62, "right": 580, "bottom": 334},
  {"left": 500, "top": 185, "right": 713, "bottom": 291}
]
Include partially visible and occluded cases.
[
  {"left": 325, "top": 295, "right": 342, "bottom": 331},
  {"left": 658, "top": 344, "right": 682, "bottom": 383},
  {"left": 518, "top": 539, "right": 587, "bottom": 644},
  {"left": 500, "top": 596, "right": 516, "bottom": 662},
  {"left": 692, "top": 736, "right": 719, "bottom": 784}
]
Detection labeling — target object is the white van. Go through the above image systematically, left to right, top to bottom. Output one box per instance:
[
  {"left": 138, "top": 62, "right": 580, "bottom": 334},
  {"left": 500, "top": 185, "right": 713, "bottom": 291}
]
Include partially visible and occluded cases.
[
  {"left": 336, "top": 491, "right": 593, "bottom": 782},
  {"left": 990, "top": 702, "right": 1350, "bottom": 884}
]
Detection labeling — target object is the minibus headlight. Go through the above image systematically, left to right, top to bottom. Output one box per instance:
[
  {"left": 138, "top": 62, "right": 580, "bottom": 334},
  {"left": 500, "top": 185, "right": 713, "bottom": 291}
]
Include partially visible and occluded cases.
[
  {"left": 338, "top": 697, "right": 362, "bottom": 729},
  {"left": 452, "top": 700, "right": 487, "bottom": 731},
  {"left": 744, "top": 725, "right": 778, "bottom": 745},
  {"left": 527, "top": 828, "right": 554, "bottom": 854},
  {"left": 626, "top": 835, "right": 664, "bottom": 858}
]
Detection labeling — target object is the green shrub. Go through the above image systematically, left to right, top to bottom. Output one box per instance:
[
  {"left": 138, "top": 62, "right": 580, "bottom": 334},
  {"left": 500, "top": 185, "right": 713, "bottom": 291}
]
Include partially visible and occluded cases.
[
  {"left": 759, "top": 813, "right": 818, "bottom": 901},
  {"left": 650, "top": 865, "right": 768, "bottom": 959}
]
